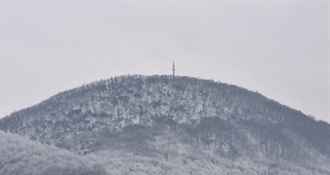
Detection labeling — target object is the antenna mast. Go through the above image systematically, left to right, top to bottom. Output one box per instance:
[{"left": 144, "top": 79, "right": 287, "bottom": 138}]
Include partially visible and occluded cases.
[{"left": 172, "top": 62, "right": 175, "bottom": 78}]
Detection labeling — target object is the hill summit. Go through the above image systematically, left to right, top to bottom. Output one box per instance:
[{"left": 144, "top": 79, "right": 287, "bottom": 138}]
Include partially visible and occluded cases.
[{"left": 0, "top": 75, "right": 329, "bottom": 174}]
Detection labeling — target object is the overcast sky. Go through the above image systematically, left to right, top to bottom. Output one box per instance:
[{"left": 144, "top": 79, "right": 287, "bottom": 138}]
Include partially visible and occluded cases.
[{"left": 1, "top": 1, "right": 329, "bottom": 123}]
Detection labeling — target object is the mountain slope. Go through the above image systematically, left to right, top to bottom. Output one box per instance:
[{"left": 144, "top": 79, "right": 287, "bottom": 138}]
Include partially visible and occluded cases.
[
  {"left": 0, "top": 75, "right": 329, "bottom": 174},
  {"left": 0, "top": 131, "right": 108, "bottom": 175}
]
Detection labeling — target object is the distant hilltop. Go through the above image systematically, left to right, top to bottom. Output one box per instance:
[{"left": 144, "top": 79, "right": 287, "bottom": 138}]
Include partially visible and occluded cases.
[{"left": 1, "top": 75, "right": 329, "bottom": 174}]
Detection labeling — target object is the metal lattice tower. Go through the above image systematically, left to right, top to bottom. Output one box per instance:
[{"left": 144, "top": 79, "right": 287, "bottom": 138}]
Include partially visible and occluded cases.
[{"left": 172, "top": 62, "right": 175, "bottom": 78}]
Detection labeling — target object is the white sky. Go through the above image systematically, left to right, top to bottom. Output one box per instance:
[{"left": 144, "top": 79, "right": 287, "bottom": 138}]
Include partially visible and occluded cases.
[{"left": 0, "top": 1, "right": 329, "bottom": 123}]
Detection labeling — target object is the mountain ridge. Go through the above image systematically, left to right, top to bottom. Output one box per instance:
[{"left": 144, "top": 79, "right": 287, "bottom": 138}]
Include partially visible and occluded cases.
[
  {"left": 0, "top": 75, "right": 329, "bottom": 174},
  {"left": 2, "top": 75, "right": 323, "bottom": 124}
]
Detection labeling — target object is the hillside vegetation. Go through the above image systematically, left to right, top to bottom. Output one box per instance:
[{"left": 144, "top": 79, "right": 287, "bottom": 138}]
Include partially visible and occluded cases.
[
  {"left": 1, "top": 75, "right": 329, "bottom": 174},
  {"left": 0, "top": 131, "right": 107, "bottom": 175}
]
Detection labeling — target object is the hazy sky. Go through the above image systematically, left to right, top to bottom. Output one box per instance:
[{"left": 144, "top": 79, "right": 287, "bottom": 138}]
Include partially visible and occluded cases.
[{"left": 1, "top": 1, "right": 329, "bottom": 123}]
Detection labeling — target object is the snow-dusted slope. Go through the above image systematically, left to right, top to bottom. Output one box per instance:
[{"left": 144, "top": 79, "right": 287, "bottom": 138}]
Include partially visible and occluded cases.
[
  {"left": 0, "top": 75, "right": 329, "bottom": 174},
  {"left": 0, "top": 131, "right": 107, "bottom": 175}
]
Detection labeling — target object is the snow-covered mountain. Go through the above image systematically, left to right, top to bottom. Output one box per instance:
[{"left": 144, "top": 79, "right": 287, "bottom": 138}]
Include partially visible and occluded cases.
[
  {"left": 0, "top": 75, "right": 329, "bottom": 174},
  {"left": 0, "top": 130, "right": 108, "bottom": 175}
]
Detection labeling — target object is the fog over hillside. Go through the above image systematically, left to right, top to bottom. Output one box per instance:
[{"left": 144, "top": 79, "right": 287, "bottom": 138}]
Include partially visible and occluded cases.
[{"left": 2, "top": 2, "right": 328, "bottom": 123}]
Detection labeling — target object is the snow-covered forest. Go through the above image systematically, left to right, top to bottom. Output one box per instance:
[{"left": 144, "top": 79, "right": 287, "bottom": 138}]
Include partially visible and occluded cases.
[
  {"left": 1, "top": 75, "right": 329, "bottom": 174},
  {"left": 0, "top": 130, "right": 107, "bottom": 175},
  {"left": 2, "top": 130, "right": 329, "bottom": 175}
]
